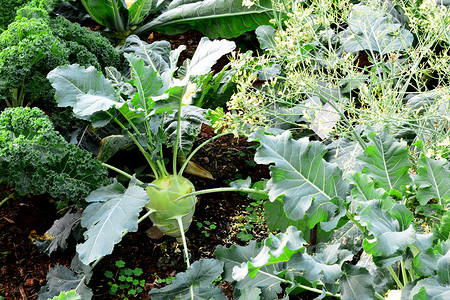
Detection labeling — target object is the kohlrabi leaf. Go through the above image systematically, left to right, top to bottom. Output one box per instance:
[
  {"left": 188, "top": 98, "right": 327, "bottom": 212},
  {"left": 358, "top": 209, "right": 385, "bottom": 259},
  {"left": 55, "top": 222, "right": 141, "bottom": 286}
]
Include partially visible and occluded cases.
[
  {"left": 80, "top": 0, "right": 129, "bottom": 32},
  {"left": 129, "top": 0, "right": 163, "bottom": 26},
  {"left": 133, "top": 0, "right": 275, "bottom": 39},
  {"left": 340, "top": 4, "right": 413, "bottom": 54},
  {"left": 256, "top": 25, "right": 277, "bottom": 50},
  {"left": 122, "top": 35, "right": 171, "bottom": 76},
  {"left": 184, "top": 37, "right": 236, "bottom": 79},
  {"left": 125, "top": 52, "right": 164, "bottom": 108},
  {"left": 47, "top": 64, "right": 122, "bottom": 120},
  {"left": 164, "top": 105, "right": 209, "bottom": 155},
  {"left": 250, "top": 130, "right": 348, "bottom": 222},
  {"left": 357, "top": 130, "right": 412, "bottom": 191},
  {"left": 325, "top": 138, "right": 364, "bottom": 176},
  {"left": 413, "top": 140, "right": 450, "bottom": 206},
  {"left": 348, "top": 172, "right": 389, "bottom": 204},
  {"left": 76, "top": 180, "right": 149, "bottom": 265},
  {"left": 305, "top": 196, "right": 347, "bottom": 231},
  {"left": 264, "top": 199, "right": 302, "bottom": 232},
  {"left": 360, "top": 200, "right": 416, "bottom": 258},
  {"left": 34, "top": 210, "right": 82, "bottom": 255},
  {"left": 247, "top": 227, "right": 306, "bottom": 272},
  {"left": 215, "top": 241, "right": 283, "bottom": 299},
  {"left": 287, "top": 243, "right": 353, "bottom": 289},
  {"left": 437, "top": 247, "right": 450, "bottom": 284},
  {"left": 149, "top": 259, "right": 226, "bottom": 300},
  {"left": 37, "top": 264, "right": 92, "bottom": 300},
  {"left": 340, "top": 264, "right": 376, "bottom": 300},
  {"left": 402, "top": 277, "right": 450, "bottom": 300},
  {"left": 238, "top": 287, "right": 262, "bottom": 300},
  {"left": 49, "top": 290, "right": 81, "bottom": 300}
]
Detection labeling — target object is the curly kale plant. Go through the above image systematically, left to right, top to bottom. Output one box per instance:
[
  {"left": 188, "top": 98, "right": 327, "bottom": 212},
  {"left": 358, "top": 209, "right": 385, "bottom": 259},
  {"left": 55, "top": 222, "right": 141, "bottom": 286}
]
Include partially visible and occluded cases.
[
  {"left": 0, "top": 0, "right": 29, "bottom": 30},
  {"left": 0, "top": 1, "right": 121, "bottom": 107},
  {"left": 0, "top": 107, "right": 110, "bottom": 207}
]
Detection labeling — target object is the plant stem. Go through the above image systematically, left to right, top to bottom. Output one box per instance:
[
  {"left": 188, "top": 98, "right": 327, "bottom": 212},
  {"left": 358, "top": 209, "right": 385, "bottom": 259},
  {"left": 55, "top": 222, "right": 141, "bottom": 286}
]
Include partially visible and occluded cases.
[
  {"left": 172, "top": 85, "right": 188, "bottom": 175},
  {"left": 178, "top": 132, "right": 233, "bottom": 176},
  {"left": 101, "top": 162, "right": 145, "bottom": 185},
  {"left": 172, "top": 187, "right": 268, "bottom": 203},
  {"left": 0, "top": 194, "right": 13, "bottom": 207},
  {"left": 345, "top": 212, "right": 365, "bottom": 233},
  {"left": 175, "top": 216, "right": 194, "bottom": 300},
  {"left": 401, "top": 260, "right": 408, "bottom": 285},
  {"left": 388, "top": 265, "right": 403, "bottom": 289},
  {"left": 374, "top": 292, "right": 385, "bottom": 300}
]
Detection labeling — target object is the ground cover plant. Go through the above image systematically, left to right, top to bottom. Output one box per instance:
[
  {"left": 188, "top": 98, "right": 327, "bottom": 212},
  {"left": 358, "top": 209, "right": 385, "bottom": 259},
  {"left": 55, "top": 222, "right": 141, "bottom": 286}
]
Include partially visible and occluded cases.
[{"left": 0, "top": 0, "right": 449, "bottom": 299}]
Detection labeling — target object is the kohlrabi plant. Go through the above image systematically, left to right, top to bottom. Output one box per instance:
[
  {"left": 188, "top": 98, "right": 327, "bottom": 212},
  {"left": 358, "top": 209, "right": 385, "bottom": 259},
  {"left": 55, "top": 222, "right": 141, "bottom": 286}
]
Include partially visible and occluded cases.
[
  {"left": 79, "top": 0, "right": 277, "bottom": 43},
  {"left": 39, "top": 34, "right": 268, "bottom": 299},
  {"left": 212, "top": 129, "right": 450, "bottom": 299}
]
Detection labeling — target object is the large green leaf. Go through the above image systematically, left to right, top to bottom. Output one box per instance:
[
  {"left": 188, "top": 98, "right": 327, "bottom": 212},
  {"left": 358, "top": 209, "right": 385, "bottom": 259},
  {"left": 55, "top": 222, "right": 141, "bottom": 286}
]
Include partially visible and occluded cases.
[
  {"left": 80, "top": 0, "right": 129, "bottom": 32},
  {"left": 133, "top": 0, "right": 275, "bottom": 39},
  {"left": 340, "top": 4, "right": 413, "bottom": 54},
  {"left": 183, "top": 37, "right": 236, "bottom": 79},
  {"left": 47, "top": 64, "right": 123, "bottom": 120},
  {"left": 250, "top": 130, "right": 348, "bottom": 222},
  {"left": 357, "top": 131, "right": 412, "bottom": 191},
  {"left": 413, "top": 141, "right": 450, "bottom": 206},
  {"left": 76, "top": 180, "right": 149, "bottom": 265},
  {"left": 360, "top": 201, "right": 415, "bottom": 258},
  {"left": 215, "top": 241, "right": 283, "bottom": 299},
  {"left": 287, "top": 243, "right": 352, "bottom": 290},
  {"left": 149, "top": 259, "right": 226, "bottom": 299},
  {"left": 340, "top": 264, "right": 376, "bottom": 300},
  {"left": 402, "top": 277, "right": 450, "bottom": 299}
]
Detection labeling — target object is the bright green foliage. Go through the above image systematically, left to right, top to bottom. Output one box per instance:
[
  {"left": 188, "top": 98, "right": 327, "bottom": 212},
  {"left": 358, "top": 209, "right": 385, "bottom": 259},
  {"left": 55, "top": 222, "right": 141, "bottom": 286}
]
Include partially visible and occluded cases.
[
  {"left": 0, "top": 0, "right": 29, "bottom": 30},
  {"left": 0, "top": 1, "right": 120, "bottom": 107},
  {"left": 0, "top": 107, "right": 109, "bottom": 206},
  {"left": 145, "top": 175, "right": 197, "bottom": 238}
]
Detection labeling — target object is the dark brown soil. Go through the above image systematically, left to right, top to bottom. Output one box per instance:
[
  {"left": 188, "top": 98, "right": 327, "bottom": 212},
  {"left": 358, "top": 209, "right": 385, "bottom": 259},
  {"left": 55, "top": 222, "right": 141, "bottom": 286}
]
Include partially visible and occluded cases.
[{"left": 0, "top": 125, "right": 271, "bottom": 299}]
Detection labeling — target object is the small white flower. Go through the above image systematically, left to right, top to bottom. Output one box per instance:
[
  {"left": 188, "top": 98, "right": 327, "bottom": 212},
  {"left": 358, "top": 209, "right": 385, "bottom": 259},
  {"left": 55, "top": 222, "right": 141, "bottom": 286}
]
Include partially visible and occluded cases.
[{"left": 242, "top": 0, "right": 255, "bottom": 9}]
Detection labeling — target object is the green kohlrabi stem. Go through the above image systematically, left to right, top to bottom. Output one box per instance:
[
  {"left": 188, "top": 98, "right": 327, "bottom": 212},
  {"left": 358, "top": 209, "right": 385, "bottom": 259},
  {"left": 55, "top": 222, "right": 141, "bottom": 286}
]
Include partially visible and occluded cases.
[
  {"left": 172, "top": 85, "right": 188, "bottom": 175},
  {"left": 105, "top": 111, "right": 161, "bottom": 179},
  {"left": 178, "top": 132, "right": 233, "bottom": 176},
  {"left": 101, "top": 162, "right": 145, "bottom": 185},
  {"left": 171, "top": 187, "right": 269, "bottom": 203},
  {"left": 75, "top": 209, "right": 154, "bottom": 294},
  {"left": 345, "top": 212, "right": 365, "bottom": 233},
  {"left": 175, "top": 216, "right": 194, "bottom": 300},
  {"left": 401, "top": 260, "right": 408, "bottom": 285},
  {"left": 388, "top": 265, "right": 404, "bottom": 289}
]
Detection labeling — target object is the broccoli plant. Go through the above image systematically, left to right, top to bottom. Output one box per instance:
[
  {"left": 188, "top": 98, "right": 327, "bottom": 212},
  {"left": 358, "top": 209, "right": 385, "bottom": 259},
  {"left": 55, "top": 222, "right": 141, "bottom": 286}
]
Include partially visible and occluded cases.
[
  {"left": 0, "top": 0, "right": 120, "bottom": 108},
  {"left": 0, "top": 107, "right": 110, "bottom": 208}
]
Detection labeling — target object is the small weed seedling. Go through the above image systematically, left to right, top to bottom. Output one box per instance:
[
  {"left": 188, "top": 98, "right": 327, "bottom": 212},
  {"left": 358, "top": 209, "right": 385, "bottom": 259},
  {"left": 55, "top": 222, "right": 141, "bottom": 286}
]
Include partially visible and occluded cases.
[
  {"left": 196, "top": 221, "right": 217, "bottom": 237},
  {"left": 104, "top": 260, "right": 145, "bottom": 299}
]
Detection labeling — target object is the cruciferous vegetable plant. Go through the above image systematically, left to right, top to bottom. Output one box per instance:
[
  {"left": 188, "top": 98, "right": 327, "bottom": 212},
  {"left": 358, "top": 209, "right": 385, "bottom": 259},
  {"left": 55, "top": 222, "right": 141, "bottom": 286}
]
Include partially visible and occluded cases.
[{"left": 38, "top": 34, "right": 266, "bottom": 299}]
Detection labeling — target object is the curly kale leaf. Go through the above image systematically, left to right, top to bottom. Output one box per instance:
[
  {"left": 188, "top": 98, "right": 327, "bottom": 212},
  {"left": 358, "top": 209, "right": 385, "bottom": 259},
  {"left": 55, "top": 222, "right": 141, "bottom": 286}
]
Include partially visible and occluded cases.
[
  {"left": 0, "top": 0, "right": 28, "bottom": 30},
  {"left": 0, "top": 2, "right": 120, "bottom": 107},
  {"left": 0, "top": 107, "right": 110, "bottom": 207}
]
